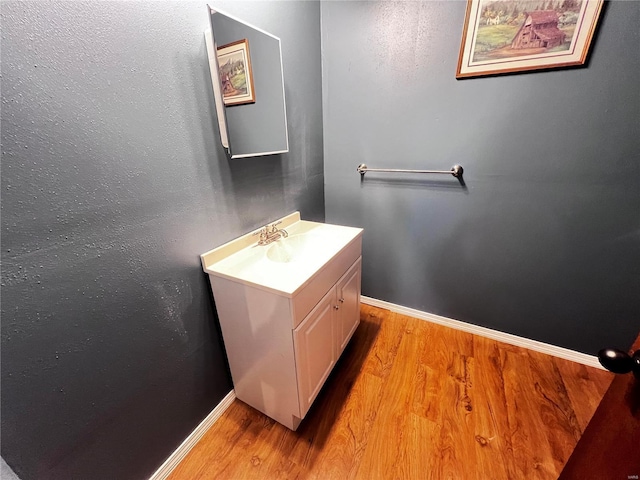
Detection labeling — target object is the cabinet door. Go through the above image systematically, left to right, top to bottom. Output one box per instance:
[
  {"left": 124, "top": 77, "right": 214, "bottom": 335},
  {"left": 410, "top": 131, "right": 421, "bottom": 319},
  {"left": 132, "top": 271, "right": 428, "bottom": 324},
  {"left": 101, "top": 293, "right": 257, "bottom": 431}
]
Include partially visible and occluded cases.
[
  {"left": 336, "top": 257, "right": 362, "bottom": 355},
  {"left": 293, "top": 288, "right": 337, "bottom": 417}
]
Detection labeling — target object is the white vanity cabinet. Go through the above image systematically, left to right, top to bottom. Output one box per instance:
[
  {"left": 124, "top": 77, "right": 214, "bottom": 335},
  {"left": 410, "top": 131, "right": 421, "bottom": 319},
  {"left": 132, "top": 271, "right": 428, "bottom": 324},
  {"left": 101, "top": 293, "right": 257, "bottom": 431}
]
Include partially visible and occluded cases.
[
  {"left": 201, "top": 212, "right": 363, "bottom": 430},
  {"left": 294, "top": 258, "right": 361, "bottom": 417}
]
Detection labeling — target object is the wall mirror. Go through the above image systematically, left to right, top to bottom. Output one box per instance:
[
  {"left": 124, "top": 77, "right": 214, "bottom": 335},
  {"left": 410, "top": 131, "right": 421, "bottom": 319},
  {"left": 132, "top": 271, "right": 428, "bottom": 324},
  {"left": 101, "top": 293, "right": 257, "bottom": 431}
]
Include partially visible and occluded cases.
[{"left": 206, "top": 6, "right": 289, "bottom": 159}]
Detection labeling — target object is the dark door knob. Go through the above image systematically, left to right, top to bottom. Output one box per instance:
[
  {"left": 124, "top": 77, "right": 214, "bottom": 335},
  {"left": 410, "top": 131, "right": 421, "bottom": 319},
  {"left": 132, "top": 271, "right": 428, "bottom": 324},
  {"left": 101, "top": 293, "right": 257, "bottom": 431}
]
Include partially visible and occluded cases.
[{"left": 598, "top": 348, "right": 640, "bottom": 379}]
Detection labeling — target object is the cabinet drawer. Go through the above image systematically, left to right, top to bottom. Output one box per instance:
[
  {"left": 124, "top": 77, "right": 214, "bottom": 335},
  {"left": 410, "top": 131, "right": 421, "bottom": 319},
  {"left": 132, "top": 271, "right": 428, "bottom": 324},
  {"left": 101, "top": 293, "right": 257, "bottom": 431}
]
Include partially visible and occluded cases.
[{"left": 291, "top": 237, "right": 362, "bottom": 328}]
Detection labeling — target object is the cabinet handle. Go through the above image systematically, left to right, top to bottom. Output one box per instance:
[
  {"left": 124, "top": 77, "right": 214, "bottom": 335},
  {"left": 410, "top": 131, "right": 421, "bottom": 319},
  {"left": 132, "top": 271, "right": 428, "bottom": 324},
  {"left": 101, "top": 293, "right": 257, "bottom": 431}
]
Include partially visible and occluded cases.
[
  {"left": 338, "top": 298, "right": 344, "bottom": 303},
  {"left": 334, "top": 305, "right": 340, "bottom": 310}
]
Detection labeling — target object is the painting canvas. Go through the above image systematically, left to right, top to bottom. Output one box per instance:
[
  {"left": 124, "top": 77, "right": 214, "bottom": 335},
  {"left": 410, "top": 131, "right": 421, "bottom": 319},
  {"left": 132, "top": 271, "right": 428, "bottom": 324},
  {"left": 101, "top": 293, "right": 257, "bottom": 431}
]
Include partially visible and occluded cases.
[
  {"left": 457, "top": 0, "right": 603, "bottom": 78},
  {"left": 217, "top": 39, "right": 256, "bottom": 105}
]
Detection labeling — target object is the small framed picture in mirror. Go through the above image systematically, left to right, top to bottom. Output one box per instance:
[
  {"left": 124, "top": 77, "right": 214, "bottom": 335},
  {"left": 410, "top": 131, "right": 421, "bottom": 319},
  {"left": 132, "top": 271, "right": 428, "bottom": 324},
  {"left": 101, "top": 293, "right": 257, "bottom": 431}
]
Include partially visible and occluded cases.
[{"left": 217, "top": 39, "right": 256, "bottom": 106}]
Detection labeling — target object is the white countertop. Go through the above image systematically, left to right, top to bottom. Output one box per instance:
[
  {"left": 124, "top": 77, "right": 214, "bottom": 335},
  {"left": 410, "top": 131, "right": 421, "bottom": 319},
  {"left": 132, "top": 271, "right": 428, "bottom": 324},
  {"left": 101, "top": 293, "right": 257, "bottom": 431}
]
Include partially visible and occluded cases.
[{"left": 201, "top": 212, "right": 363, "bottom": 297}]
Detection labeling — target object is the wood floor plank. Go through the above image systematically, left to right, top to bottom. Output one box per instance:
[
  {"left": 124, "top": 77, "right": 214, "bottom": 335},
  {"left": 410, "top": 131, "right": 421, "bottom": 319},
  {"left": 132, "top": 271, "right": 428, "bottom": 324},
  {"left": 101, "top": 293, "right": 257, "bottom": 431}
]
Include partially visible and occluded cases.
[
  {"left": 168, "top": 305, "right": 610, "bottom": 480},
  {"left": 360, "top": 308, "right": 407, "bottom": 380},
  {"left": 353, "top": 315, "right": 426, "bottom": 479},
  {"left": 414, "top": 321, "right": 473, "bottom": 425},
  {"left": 470, "top": 335, "right": 514, "bottom": 480},
  {"left": 500, "top": 348, "right": 558, "bottom": 479},
  {"left": 524, "top": 350, "right": 583, "bottom": 472},
  {"left": 552, "top": 356, "right": 613, "bottom": 431},
  {"left": 432, "top": 362, "right": 477, "bottom": 479},
  {"left": 307, "top": 372, "right": 383, "bottom": 480},
  {"left": 169, "top": 401, "right": 276, "bottom": 479},
  {"left": 392, "top": 413, "right": 441, "bottom": 480}
]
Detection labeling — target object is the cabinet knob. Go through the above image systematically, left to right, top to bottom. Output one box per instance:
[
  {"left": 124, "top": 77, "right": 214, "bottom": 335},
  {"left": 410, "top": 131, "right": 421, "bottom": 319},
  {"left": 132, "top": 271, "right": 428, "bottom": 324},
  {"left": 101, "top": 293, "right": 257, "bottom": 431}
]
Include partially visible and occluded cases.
[
  {"left": 338, "top": 298, "right": 344, "bottom": 303},
  {"left": 334, "top": 305, "right": 340, "bottom": 310},
  {"left": 598, "top": 348, "right": 640, "bottom": 379}
]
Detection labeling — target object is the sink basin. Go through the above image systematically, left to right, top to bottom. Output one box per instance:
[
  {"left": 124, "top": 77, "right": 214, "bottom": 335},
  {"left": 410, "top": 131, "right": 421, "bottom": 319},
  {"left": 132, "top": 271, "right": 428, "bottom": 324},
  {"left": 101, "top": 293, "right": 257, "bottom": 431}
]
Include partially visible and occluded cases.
[
  {"left": 200, "top": 212, "right": 363, "bottom": 296},
  {"left": 266, "top": 235, "right": 316, "bottom": 263}
]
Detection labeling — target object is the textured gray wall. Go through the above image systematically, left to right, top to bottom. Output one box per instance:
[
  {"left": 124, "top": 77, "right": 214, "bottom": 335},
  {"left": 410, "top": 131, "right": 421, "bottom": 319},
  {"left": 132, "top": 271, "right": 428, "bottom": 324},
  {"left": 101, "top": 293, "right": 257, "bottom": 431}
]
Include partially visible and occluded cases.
[
  {"left": 1, "top": 1, "right": 323, "bottom": 479},
  {"left": 322, "top": 1, "right": 640, "bottom": 355}
]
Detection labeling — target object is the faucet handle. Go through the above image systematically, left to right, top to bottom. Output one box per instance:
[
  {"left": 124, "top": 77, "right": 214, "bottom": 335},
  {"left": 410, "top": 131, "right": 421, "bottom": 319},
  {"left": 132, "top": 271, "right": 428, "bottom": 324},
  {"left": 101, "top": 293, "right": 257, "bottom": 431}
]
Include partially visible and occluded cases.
[{"left": 269, "top": 221, "right": 282, "bottom": 232}]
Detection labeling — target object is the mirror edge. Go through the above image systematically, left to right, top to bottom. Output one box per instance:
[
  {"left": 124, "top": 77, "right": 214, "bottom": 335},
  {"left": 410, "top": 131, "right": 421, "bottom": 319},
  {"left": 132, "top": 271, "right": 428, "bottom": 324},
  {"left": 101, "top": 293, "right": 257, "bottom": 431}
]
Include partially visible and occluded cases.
[{"left": 205, "top": 6, "right": 230, "bottom": 154}]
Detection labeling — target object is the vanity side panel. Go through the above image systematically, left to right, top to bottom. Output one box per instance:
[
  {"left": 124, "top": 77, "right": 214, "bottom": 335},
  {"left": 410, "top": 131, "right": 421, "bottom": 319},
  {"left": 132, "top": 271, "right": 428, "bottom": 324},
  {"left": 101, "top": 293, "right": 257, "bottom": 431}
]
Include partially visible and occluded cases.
[
  {"left": 291, "top": 235, "right": 362, "bottom": 328},
  {"left": 209, "top": 275, "right": 301, "bottom": 425}
]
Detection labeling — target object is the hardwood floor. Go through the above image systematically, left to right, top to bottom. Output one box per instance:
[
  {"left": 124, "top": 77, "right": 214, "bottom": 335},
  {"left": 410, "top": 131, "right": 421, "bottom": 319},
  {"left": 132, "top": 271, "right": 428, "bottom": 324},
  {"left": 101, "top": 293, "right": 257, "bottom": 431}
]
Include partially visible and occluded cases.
[{"left": 168, "top": 304, "right": 612, "bottom": 480}]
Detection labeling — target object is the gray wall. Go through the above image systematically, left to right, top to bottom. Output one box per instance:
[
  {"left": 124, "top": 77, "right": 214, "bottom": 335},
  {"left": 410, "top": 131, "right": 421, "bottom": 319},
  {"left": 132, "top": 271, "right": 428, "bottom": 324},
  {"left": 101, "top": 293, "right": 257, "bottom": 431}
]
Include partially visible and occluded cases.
[
  {"left": 322, "top": 1, "right": 640, "bottom": 355},
  {"left": 0, "top": 2, "right": 323, "bottom": 479}
]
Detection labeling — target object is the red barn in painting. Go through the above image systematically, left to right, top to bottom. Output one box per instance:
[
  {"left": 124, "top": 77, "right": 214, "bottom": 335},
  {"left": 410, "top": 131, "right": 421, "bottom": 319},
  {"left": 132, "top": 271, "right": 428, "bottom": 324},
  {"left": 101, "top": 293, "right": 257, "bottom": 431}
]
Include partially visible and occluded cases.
[{"left": 511, "top": 10, "right": 566, "bottom": 49}]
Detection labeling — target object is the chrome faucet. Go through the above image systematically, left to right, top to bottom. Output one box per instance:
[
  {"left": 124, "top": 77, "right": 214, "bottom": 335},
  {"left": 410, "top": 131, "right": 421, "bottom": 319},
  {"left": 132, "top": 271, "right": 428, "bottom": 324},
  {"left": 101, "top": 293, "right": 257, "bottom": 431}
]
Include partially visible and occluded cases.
[{"left": 253, "top": 221, "right": 289, "bottom": 246}]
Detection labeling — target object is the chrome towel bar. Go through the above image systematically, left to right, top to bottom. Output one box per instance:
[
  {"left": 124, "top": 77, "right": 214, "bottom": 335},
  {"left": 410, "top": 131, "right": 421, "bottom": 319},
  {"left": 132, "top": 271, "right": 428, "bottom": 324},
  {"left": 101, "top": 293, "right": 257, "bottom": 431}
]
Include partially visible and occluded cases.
[{"left": 357, "top": 163, "right": 464, "bottom": 178}]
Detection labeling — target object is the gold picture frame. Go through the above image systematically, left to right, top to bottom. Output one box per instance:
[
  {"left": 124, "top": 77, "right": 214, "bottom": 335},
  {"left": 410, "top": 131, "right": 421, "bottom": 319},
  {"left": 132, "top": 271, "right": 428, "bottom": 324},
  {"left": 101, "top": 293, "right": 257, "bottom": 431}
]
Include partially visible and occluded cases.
[
  {"left": 456, "top": 0, "right": 604, "bottom": 79},
  {"left": 217, "top": 39, "right": 256, "bottom": 105}
]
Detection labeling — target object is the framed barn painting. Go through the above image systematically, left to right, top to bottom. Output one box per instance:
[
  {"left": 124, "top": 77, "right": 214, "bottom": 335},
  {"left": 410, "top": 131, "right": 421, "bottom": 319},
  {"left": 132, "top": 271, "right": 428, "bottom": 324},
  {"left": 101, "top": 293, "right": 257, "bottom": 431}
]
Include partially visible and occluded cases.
[
  {"left": 456, "top": 0, "right": 604, "bottom": 78},
  {"left": 217, "top": 39, "right": 256, "bottom": 105}
]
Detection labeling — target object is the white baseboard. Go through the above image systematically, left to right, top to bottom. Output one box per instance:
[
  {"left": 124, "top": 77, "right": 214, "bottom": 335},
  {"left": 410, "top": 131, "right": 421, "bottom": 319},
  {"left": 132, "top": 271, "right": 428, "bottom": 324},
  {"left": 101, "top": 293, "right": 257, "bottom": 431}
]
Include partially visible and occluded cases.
[
  {"left": 361, "top": 296, "right": 603, "bottom": 370},
  {"left": 149, "top": 390, "right": 236, "bottom": 480}
]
